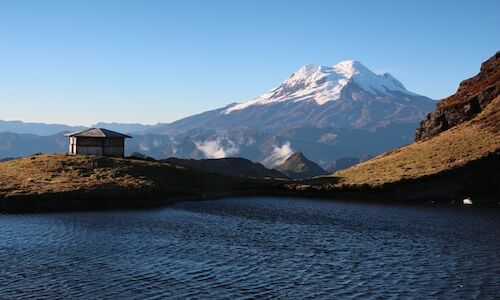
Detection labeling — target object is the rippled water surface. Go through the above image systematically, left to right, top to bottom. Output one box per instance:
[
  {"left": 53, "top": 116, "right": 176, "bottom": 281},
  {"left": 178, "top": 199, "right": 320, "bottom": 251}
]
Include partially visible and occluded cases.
[{"left": 1, "top": 197, "right": 499, "bottom": 299}]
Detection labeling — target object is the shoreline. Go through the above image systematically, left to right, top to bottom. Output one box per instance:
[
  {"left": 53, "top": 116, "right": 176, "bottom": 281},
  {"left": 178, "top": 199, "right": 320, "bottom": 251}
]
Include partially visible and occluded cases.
[{"left": 2, "top": 187, "right": 498, "bottom": 213}]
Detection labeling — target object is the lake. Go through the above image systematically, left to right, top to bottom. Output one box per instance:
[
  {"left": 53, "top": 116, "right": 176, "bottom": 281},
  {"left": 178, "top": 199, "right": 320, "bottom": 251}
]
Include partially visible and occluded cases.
[{"left": 1, "top": 197, "right": 499, "bottom": 299}]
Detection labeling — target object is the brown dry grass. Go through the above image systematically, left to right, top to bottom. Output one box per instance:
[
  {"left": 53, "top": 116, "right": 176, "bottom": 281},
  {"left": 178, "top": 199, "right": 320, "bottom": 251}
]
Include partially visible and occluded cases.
[
  {"left": 331, "top": 97, "right": 500, "bottom": 187},
  {"left": 0, "top": 154, "right": 277, "bottom": 201},
  {"left": 0, "top": 154, "right": 166, "bottom": 197}
]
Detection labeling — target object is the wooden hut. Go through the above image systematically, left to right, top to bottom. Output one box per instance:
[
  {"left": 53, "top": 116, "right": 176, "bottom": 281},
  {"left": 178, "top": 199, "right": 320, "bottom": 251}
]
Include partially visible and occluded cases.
[{"left": 64, "top": 128, "right": 132, "bottom": 157}]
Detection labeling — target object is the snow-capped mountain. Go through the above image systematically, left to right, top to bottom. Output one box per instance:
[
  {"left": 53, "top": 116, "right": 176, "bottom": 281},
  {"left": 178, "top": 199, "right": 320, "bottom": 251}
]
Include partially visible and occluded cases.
[
  {"left": 153, "top": 60, "right": 435, "bottom": 135},
  {"left": 224, "top": 60, "right": 417, "bottom": 113}
]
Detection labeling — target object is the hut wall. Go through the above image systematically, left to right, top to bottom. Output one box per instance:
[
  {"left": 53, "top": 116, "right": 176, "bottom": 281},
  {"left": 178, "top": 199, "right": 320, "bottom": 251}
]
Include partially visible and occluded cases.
[
  {"left": 71, "top": 137, "right": 126, "bottom": 157},
  {"left": 75, "top": 137, "right": 104, "bottom": 147},
  {"left": 103, "top": 138, "right": 124, "bottom": 147},
  {"left": 76, "top": 146, "right": 104, "bottom": 156},
  {"left": 103, "top": 147, "right": 125, "bottom": 157}
]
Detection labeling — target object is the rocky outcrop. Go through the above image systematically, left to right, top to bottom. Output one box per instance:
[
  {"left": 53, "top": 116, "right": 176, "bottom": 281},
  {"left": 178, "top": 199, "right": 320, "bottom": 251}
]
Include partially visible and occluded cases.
[
  {"left": 415, "top": 52, "right": 499, "bottom": 141},
  {"left": 276, "top": 152, "right": 328, "bottom": 179}
]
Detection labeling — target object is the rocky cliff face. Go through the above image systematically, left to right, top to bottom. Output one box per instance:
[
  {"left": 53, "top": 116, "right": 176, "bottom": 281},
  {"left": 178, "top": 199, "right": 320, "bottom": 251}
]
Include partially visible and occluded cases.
[{"left": 415, "top": 52, "right": 499, "bottom": 141}]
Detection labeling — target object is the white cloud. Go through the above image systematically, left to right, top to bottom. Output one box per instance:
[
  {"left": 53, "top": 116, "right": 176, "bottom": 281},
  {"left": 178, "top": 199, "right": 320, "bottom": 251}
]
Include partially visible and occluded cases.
[
  {"left": 195, "top": 137, "right": 239, "bottom": 159},
  {"left": 153, "top": 139, "right": 163, "bottom": 147},
  {"left": 262, "top": 141, "right": 293, "bottom": 168},
  {"left": 171, "top": 145, "right": 178, "bottom": 156}
]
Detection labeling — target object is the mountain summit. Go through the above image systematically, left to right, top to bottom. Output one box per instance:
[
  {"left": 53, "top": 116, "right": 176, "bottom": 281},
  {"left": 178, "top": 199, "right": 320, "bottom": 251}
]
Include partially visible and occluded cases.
[{"left": 224, "top": 60, "right": 417, "bottom": 113}]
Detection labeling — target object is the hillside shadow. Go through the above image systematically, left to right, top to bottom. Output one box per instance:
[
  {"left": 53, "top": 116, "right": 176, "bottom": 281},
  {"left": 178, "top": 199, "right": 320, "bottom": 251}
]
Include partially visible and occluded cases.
[{"left": 301, "top": 175, "right": 342, "bottom": 185}]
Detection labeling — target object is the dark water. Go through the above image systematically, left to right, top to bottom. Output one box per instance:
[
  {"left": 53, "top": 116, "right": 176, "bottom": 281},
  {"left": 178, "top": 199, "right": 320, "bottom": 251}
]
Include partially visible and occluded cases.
[{"left": 1, "top": 197, "right": 499, "bottom": 299}]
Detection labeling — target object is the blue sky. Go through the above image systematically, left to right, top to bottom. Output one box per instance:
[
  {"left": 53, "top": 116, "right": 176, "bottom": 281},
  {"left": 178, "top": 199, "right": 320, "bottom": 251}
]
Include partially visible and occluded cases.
[{"left": 0, "top": 0, "right": 498, "bottom": 126}]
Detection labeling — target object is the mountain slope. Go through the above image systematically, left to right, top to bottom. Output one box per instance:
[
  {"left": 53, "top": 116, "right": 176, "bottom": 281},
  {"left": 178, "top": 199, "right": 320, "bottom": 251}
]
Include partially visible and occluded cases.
[
  {"left": 153, "top": 60, "right": 435, "bottom": 135},
  {"left": 335, "top": 97, "right": 498, "bottom": 186},
  {"left": 0, "top": 124, "right": 421, "bottom": 167},
  {"left": 0, "top": 132, "right": 67, "bottom": 158},
  {"left": 276, "top": 152, "right": 328, "bottom": 179},
  {"left": 163, "top": 157, "right": 287, "bottom": 179},
  {"left": 324, "top": 157, "right": 368, "bottom": 173}
]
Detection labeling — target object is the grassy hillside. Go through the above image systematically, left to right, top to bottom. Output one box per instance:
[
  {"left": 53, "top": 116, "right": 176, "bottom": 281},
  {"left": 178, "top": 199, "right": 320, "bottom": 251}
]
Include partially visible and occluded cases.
[
  {"left": 334, "top": 97, "right": 499, "bottom": 186},
  {"left": 0, "top": 154, "right": 281, "bottom": 211}
]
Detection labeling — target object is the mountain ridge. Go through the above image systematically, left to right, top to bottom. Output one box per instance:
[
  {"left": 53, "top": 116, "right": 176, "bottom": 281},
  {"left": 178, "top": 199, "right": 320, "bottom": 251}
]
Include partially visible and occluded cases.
[
  {"left": 0, "top": 120, "right": 85, "bottom": 136},
  {"left": 0, "top": 120, "right": 164, "bottom": 136},
  {"left": 276, "top": 151, "right": 328, "bottom": 179},
  {"left": 163, "top": 157, "right": 287, "bottom": 179}
]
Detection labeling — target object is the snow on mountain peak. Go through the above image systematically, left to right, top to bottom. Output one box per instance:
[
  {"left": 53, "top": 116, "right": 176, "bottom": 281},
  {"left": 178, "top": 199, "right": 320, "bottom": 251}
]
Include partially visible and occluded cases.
[
  {"left": 223, "top": 60, "right": 418, "bottom": 114},
  {"left": 332, "top": 60, "right": 365, "bottom": 78}
]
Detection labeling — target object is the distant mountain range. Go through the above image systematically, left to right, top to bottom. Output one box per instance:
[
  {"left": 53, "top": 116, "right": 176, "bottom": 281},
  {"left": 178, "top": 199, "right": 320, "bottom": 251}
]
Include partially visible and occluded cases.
[
  {"left": 0, "top": 60, "right": 435, "bottom": 168},
  {"left": 0, "top": 120, "right": 165, "bottom": 136},
  {"left": 0, "top": 120, "right": 85, "bottom": 136},
  {"left": 91, "top": 122, "right": 166, "bottom": 134},
  {"left": 0, "top": 132, "right": 67, "bottom": 158}
]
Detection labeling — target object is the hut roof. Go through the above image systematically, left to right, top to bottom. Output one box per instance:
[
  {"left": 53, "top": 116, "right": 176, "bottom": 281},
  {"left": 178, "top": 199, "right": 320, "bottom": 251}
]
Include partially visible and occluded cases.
[{"left": 64, "top": 128, "right": 132, "bottom": 138}]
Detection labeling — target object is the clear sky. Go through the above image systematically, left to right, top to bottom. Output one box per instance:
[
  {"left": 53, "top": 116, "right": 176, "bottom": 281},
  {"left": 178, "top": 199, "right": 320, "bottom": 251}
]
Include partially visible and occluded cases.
[{"left": 0, "top": 0, "right": 498, "bottom": 126}]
